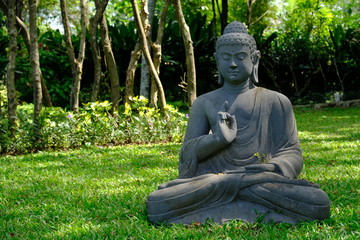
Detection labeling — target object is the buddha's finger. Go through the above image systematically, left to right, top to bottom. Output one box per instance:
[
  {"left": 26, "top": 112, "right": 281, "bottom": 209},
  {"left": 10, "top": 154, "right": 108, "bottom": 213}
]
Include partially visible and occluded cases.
[
  {"left": 220, "top": 101, "right": 229, "bottom": 112},
  {"left": 217, "top": 112, "right": 227, "bottom": 122},
  {"left": 228, "top": 114, "right": 237, "bottom": 130}
]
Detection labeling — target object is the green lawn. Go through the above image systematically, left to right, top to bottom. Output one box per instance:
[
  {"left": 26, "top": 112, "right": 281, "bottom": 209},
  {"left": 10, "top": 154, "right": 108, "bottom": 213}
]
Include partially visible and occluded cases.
[{"left": 0, "top": 107, "right": 359, "bottom": 239}]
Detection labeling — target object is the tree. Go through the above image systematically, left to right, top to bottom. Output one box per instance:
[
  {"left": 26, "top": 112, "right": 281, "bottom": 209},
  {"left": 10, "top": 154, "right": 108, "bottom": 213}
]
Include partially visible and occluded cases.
[
  {"left": 0, "top": 0, "right": 52, "bottom": 109},
  {"left": 5, "top": 0, "right": 18, "bottom": 136},
  {"left": 16, "top": 0, "right": 53, "bottom": 107},
  {"left": 28, "top": 0, "right": 42, "bottom": 139},
  {"left": 60, "top": 0, "right": 88, "bottom": 112},
  {"left": 89, "top": 0, "right": 120, "bottom": 112},
  {"left": 131, "top": 0, "right": 166, "bottom": 115},
  {"left": 139, "top": 0, "right": 155, "bottom": 100},
  {"left": 149, "top": 0, "right": 169, "bottom": 107},
  {"left": 173, "top": 0, "right": 197, "bottom": 106},
  {"left": 213, "top": 0, "right": 228, "bottom": 33},
  {"left": 228, "top": 0, "right": 274, "bottom": 35},
  {"left": 89, "top": 1, "right": 106, "bottom": 102},
  {"left": 124, "top": 1, "right": 150, "bottom": 105},
  {"left": 100, "top": 15, "right": 120, "bottom": 112},
  {"left": 17, "top": 18, "right": 53, "bottom": 107},
  {"left": 124, "top": 41, "right": 142, "bottom": 105}
]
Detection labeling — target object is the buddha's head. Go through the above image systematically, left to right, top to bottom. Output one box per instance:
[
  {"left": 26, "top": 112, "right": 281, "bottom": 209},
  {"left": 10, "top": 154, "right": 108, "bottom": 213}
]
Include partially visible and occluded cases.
[{"left": 215, "top": 21, "right": 260, "bottom": 85}]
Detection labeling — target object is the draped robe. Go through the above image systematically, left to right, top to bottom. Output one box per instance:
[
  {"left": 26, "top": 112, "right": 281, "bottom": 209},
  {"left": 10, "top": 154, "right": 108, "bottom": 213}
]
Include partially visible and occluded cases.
[{"left": 146, "top": 87, "right": 330, "bottom": 224}]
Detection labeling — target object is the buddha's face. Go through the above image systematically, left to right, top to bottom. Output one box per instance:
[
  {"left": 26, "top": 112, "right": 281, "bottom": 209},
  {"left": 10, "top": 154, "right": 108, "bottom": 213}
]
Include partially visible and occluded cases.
[{"left": 215, "top": 44, "right": 253, "bottom": 85}]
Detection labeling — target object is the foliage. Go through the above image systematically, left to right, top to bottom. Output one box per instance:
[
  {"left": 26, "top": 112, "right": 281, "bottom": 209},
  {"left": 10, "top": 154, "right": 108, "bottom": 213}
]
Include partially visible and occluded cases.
[
  {"left": 0, "top": 0, "right": 359, "bottom": 113},
  {"left": 229, "top": 0, "right": 276, "bottom": 35},
  {"left": 259, "top": 0, "right": 360, "bottom": 99},
  {"left": 160, "top": 11, "right": 219, "bottom": 101},
  {"left": 8, "top": 28, "right": 75, "bottom": 107},
  {"left": 38, "top": 29, "right": 74, "bottom": 106},
  {"left": 0, "top": 99, "right": 188, "bottom": 154},
  {"left": 0, "top": 107, "right": 359, "bottom": 239}
]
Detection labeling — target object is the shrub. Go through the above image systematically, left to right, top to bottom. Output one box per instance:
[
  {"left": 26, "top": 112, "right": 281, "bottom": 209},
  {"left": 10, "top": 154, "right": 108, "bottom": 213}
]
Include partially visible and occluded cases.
[{"left": 0, "top": 98, "right": 188, "bottom": 154}]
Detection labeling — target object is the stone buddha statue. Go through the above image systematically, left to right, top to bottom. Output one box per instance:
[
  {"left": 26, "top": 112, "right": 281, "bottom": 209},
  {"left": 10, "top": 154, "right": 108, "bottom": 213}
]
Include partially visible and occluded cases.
[{"left": 146, "top": 21, "right": 330, "bottom": 224}]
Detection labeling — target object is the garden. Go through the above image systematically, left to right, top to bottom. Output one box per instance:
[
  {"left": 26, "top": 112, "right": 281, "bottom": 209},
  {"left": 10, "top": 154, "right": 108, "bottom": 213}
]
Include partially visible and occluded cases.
[
  {"left": 1, "top": 0, "right": 359, "bottom": 238},
  {"left": 0, "top": 106, "right": 359, "bottom": 239}
]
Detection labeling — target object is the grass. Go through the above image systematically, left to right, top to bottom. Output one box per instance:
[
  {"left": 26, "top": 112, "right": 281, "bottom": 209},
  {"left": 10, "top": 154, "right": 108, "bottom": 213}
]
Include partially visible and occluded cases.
[{"left": 0, "top": 107, "right": 359, "bottom": 239}]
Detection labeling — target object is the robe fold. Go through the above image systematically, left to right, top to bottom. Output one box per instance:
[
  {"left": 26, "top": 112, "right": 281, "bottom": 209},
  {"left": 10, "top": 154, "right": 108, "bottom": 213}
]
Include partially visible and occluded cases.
[
  {"left": 146, "top": 88, "right": 330, "bottom": 223},
  {"left": 179, "top": 88, "right": 303, "bottom": 178}
]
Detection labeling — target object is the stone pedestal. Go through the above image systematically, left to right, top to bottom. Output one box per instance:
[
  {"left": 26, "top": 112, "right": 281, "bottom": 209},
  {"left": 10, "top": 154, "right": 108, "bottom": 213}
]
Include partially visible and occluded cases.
[{"left": 169, "top": 200, "right": 298, "bottom": 225}]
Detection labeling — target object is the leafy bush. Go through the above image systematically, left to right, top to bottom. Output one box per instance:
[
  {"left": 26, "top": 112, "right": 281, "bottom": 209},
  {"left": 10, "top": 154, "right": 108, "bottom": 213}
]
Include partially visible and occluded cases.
[
  {"left": 122, "top": 96, "right": 187, "bottom": 143},
  {"left": 0, "top": 98, "right": 188, "bottom": 154}
]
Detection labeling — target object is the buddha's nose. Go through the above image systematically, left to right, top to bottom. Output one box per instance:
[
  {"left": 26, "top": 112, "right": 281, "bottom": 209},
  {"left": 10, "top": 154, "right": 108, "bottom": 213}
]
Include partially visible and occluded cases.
[{"left": 230, "top": 60, "right": 237, "bottom": 69}]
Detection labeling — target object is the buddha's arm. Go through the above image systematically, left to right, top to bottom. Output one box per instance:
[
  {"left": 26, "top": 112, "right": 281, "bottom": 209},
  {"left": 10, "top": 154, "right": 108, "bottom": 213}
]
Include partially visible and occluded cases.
[
  {"left": 267, "top": 93, "right": 303, "bottom": 179},
  {"left": 179, "top": 99, "right": 236, "bottom": 178},
  {"left": 184, "top": 100, "right": 236, "bottom": 161}
]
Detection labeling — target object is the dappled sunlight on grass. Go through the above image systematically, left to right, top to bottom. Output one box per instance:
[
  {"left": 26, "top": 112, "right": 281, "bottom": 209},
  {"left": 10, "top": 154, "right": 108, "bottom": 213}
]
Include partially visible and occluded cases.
[
  {"left": 1, "top": 108, "right": 359, "bottom": 239},
  {"left": 294, "top": 108, "right": 360, "bottom": 238},
  {"left": 299, "top": 130, "right": 346, "bottom": 141},
  {"left": 0, "top": 144, "right": 182, "bottom": 238},
  {"left": 49, "top": 220, "right": 104, "bottom": 239}
]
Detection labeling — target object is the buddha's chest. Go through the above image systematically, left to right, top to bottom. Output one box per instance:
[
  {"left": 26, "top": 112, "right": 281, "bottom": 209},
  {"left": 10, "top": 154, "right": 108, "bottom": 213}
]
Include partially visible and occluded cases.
[{"left": 206, "top": 94, "right": 257, "bottom": 130}]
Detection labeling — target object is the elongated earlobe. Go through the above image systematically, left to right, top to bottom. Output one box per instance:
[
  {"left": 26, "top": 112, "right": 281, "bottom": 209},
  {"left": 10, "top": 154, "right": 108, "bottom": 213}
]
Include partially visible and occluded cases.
[
  {"left": 251, "top": 50, "right": 260, "bottom": 84},
  {"left": 218, "top": 74, "right": 224, "bottom": 85}
]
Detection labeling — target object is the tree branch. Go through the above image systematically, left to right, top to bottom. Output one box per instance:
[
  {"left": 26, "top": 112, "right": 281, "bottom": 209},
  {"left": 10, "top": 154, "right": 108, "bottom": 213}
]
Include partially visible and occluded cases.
[{"left": 131, "top": 0, "right": 166, "bottom": 115}]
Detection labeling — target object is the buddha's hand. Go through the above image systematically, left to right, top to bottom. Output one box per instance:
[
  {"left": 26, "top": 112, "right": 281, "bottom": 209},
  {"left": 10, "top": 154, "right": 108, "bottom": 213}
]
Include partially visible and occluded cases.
[
  {"left": 215, "top": 101, "right": 237, "bottom": 145},
  {"left": 245, "top": 164, "right": 280, "bottom": 173}
]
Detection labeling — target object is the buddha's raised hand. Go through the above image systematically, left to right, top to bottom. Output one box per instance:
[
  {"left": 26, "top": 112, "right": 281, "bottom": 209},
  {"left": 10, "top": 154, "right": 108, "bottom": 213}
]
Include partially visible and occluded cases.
[{"left": 215, "top": 101, "right": 237, "bottom": 145}]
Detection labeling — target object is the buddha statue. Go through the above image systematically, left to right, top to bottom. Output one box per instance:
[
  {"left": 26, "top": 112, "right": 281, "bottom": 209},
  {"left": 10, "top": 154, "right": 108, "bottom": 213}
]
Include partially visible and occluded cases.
[{"left": 146, "top": 21, "right": 330, "bottom": 224}]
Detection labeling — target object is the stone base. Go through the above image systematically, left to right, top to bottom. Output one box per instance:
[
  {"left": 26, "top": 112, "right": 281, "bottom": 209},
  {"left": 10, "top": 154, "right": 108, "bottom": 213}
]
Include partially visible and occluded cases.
[{"left": 168, "top": 200, "right": 299, "bottom": 225}]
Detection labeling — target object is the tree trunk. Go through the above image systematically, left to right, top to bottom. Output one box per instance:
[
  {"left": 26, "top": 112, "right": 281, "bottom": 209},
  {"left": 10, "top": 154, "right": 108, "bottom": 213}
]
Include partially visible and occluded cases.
[
  {"left": 0, "top": 0, "right": 52, "bottom": 107},
  {"left": 6, "top": 0, "right": 18, "bottom": 136},
  {"left": 28, "top": 0, "right": 42, "bottom": 139},
  {"left": 60, "top": 0, "right": 87, "bottom": 112},
  {"left": 89, "top": 0, "right": 109, "bottom": 102},
  {"left": 131, "top": 0, "right": 166, "bottom": 115},
  {"left": 139, "top": 0, "right": 156, "bottom": 99},
  {"left": 139, "top": 0, "right": 150, "bottom": 99},
  {"left": 150, "top": 0, "right": 169, "bottom": 108},
  {"left": 173, "top": 0, "right": 197, "bottom": 106},
  {"left": 211, "top": 0, "right": 217, "bottom": 38},
  {"left": 215, "top": 0, "right": 228, "bottom": 33},
  {"left": 221, "top": 0, "right": 228, "bottom": 33},
  {"left": 246, "top": 0, "right": 253, "bottom": 29},
  {"left": 100, "top": 15, "right": 120, "bottom": 112},
  {"left": 17, "top": 16, "right": 52, "bottom": 107},
  {"left": 89, "top": 17, "right": 102, "bottom": 102},
  {"left": 124, "top": 41, "right": 142, "bottom": 104},
  {"left": 140, "top": 53, "right": 151, "bottom": 99},
  {"left": 333, "top": 57, "right": 345, "bottom": 93},
  {"left": 39, "top": 70, "right": 52, "bottom": 107}
]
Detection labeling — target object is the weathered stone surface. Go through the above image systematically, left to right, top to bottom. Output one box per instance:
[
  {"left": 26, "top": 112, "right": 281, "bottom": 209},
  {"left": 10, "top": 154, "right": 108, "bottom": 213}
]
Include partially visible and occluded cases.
[
  {"left": 146, "top": 21, "right": 330, "bottom": 225},
  {"left": 169, "top": 200, "right": 298, "bottom": 225}
]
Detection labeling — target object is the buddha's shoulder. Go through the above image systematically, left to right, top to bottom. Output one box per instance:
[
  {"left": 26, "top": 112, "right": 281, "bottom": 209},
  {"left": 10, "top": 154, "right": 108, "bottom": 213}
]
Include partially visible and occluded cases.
[
  {"left": 256, "top": 87, "right": 291, "bottom": 103},
  {"left": 256, "top": 88, "right": 294, "bottom": 113},
  {"left": 193, "top": 89, "right": 224, "bottom": 105}
]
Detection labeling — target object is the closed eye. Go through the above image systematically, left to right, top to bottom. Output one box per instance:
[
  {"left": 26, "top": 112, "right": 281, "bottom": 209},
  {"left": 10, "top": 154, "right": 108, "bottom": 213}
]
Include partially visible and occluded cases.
[
  {"left": 235, "top": 52, "right": 248, "bottom": 60},
  {"left": 221, "top": 53, "right": 231, "bottom": 60}
]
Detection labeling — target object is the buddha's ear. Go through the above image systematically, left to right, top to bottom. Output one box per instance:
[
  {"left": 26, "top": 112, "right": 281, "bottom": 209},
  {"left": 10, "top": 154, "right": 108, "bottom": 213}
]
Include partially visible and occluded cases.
[
  {"left": 251, "top": 50, "right": 261, "bottom": 84},
  {"left": 253, "top": 50, "right": 260, "bottom": 64},
  {"left": 214, "top": 52, "right": 224, "bottom": 85}
]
